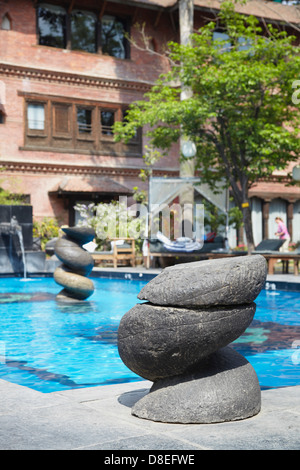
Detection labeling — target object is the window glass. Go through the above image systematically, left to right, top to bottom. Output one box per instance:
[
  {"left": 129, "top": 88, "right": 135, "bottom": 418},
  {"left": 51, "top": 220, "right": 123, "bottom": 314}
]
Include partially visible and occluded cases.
[
  {"left": 37, "top": 3, "right": 66, "bottom": 48},
  {"left": 71, "top": 10, "right": 97, "bottom": 53},
  {"left": 1, "top": 14, "right": 11, "bottom": 30},
  {"left": 101, "top": 15, "right": 126, "bottom": 59},
  {"left": 213, "top": 31, "right": 231, "bottom": 52},
  {"left": 237, "top": 36, "right": 252, "bottom": 51},
  {"left": 27, "top": 103, "right": 45, "bottom": 130},
  {"left": 77, "top": 107, "right": 92, "bottom": 133},
  {"left": 101, "top": 110, "right": 115, "bottom": 135},
  {"left": 0, "top": 112, "right": 4, "bottom": 124}
]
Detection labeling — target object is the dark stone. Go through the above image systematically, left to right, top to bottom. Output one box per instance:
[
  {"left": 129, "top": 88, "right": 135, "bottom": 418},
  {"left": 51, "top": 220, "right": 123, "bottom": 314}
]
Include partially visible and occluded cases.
[
  {"left": 0, "top": 205, "right": 11, "bottom": 223},
  {"left": 11, "top": 205, "right": 32, "bottom": 224},
  {"left": 62, "top": 226, "right": 95, "bottom": 245},
  {"left": 45, "top": 237, "right": 59, "bottom": 255},
  {"left": 54, "top": 237, "right": 94, "bottom": 276},
  {"left": 138, "top": 255, "right": 267, "bottom": 307},
  {"left": 118, "top": 301, "right": 256, "bottom": 381},
  {"left": 131, "top": 346, "right": 261, "bottom": 423}
]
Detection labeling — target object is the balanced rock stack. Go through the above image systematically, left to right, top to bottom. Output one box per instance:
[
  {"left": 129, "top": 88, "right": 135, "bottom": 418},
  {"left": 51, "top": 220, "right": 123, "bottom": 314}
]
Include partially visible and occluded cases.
[
  {"left": 53, "top": 226, "right": 95, "bottom": 302},
  {"left": 118, "top": 255, "right": 267, "bottom": 424}
]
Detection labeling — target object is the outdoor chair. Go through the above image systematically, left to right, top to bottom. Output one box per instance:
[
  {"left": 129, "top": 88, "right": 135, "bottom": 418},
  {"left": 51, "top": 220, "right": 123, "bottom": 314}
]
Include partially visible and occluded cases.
[{"left": 92, "top": 238, "right": 136, "bottom": 269}]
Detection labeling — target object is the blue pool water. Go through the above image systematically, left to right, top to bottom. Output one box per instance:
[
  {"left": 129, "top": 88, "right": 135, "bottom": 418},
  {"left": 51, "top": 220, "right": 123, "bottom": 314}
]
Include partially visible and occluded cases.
[{"left": 0, "top": 276, "right": 299, "bottom": 393}]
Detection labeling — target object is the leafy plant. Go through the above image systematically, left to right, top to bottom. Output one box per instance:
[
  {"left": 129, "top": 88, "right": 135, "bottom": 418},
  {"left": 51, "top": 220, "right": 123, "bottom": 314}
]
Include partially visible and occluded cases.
[
  {"left": 0, "top": 188, "right": 27, "bottom": 205},
  {"left": 33, "top": 217, "right": 60, "bottom": 250}
]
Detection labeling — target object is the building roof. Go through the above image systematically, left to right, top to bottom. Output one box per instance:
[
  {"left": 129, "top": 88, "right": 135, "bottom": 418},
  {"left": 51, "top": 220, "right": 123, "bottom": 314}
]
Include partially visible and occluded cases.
[
  {"left": 121, "top": 0, "right": 300, "bottom": 25},
  {"left": 194, "top": 0, "right": 300, "bottom": 25},
  {"left": 50, "top": 177, "right": 133, "bottom": 196},
  {"left": 249, "top": 179, "right": 300, "bottom": 202}
]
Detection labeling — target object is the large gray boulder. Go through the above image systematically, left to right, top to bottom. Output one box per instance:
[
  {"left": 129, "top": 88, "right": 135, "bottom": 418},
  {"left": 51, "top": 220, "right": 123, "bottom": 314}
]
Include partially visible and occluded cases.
[
  {"left": 138, "top": 255, "right": 267, "bottom": 307},
  {"left": 118, "top": 301, "right": 256, "bottom": 381},
  {"left": 132, "top": 346, "right": 261, "bottom": 424}
]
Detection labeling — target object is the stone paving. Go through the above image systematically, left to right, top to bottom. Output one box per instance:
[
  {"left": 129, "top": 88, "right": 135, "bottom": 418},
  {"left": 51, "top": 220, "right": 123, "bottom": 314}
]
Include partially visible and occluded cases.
[{"left": 0, "top": 379, "right": 299, "bottom": 450}]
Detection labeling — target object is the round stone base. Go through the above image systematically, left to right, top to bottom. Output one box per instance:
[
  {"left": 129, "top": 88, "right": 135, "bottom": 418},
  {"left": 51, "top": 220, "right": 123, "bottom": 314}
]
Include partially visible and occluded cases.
[{"left": 132, "top": 347, "right": 261, "bottom": 424}]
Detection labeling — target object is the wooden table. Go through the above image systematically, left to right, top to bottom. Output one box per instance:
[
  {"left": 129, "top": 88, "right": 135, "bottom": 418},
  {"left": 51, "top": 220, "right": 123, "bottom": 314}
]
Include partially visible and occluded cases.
[
  {"left": 92, "top": 238, "right": 136, "bottom": 269},
  {"left": 258, "top": 253, "right": 300, "bottom": 275}
]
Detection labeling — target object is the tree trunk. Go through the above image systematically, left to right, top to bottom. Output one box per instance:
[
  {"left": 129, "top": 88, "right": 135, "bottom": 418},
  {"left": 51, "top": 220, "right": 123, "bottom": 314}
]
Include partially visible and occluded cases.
[
  {"left": 228, "top": 176, "right": 255, "bottom": 254},
  {"left": 242, "top": 203, "right": 255, "bottom": 254}
]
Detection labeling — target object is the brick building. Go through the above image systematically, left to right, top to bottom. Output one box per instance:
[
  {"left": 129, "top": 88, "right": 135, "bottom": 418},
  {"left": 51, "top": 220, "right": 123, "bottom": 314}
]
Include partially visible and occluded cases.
[{"left": 0, "top": 0, "right": 299, "bottom": 244}]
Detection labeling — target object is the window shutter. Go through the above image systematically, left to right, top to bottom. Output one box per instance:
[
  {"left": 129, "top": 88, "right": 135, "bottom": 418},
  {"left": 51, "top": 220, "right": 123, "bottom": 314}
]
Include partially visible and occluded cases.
[{"left": 54, "top": 104, "right": 70, "bottom": 134}]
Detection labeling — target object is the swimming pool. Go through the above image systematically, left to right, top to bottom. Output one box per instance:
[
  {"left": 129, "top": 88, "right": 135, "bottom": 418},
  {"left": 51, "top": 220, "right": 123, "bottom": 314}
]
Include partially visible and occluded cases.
[{"left": 0, "top": 276, "right": 299, "bottom": 393}]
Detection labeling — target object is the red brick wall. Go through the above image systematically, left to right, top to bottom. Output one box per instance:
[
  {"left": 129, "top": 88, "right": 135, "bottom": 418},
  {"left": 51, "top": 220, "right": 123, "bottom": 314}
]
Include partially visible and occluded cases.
[{"left": 0, "top": 0, "right": 180, "bottom": 223}]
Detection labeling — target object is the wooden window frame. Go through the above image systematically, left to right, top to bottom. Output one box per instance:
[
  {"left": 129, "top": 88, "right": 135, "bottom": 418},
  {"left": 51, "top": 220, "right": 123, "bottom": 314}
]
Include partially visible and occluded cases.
[
  {"left": 36, "top": 4, "right": 130, "bottom": 59},
  {"left": 20, "top": 92, "right": 141, "bottom": 157},
  {"left": 25, "top": 100, "right": 48, "bottom": 137}
]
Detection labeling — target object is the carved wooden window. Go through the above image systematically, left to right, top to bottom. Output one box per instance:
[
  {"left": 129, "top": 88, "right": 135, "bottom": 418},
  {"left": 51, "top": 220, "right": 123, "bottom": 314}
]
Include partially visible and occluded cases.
[
  {"left": 22, "top": 95, "right": 141, "bottom": 157},
  {"left": 53, "top": 103, "right": 70, "bottom": 135}
]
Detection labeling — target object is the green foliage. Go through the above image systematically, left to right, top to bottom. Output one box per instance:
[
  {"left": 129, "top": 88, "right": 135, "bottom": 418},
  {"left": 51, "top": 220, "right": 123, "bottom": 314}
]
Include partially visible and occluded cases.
[
  {"left": 113, "top": 1, "right": 300, "bottom": 250},
  {"left": 132, "top": 145, "right": 163, "bottom": 204},
  {"left": 0, "top": 188, "right": 27, "bottom": 205},
  {"left": 204, "top": 200, "right": 243, "bottom": 234},
  {"left": 204, "top": 201, "right": 226, "bottom": 233},
  {"left": 228, "top": 205, "right": 244, "bottom": 230},
  {"left": 33, "top": 217, "right": 60, "bottom": 250}
]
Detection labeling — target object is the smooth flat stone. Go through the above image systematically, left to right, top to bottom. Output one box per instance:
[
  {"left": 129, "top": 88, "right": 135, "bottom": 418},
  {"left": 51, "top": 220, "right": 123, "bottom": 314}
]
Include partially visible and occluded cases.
[
  {"left": 62, "top": 226, "right": 95, "bottom": 245},
  {"left": 54, "top": 238, "right": 94, "bottom": 276},
  {"left": 138, "top": 255, "right": 267, "bottom": 307},
  {"left": 54, "top": 265, "right": 94, "bottom": 300},
  {"left": 56, "top": 289, "right": 90, "bottom": 303},
  {"left": 118, "top": 302, "right": 256, "bottom": 381},
  {"left": 132, "top": 346, "right": 261, "bottom": 423}
]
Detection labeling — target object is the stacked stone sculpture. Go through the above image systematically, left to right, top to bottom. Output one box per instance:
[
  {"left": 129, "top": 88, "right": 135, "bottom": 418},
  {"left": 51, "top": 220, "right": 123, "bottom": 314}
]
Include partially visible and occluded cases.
[
  {"left": 53, "top": 226, "right": 95, "bottom": 302},
  {"left": 118, "top": 255, "right": 267, "bottom": 424}
]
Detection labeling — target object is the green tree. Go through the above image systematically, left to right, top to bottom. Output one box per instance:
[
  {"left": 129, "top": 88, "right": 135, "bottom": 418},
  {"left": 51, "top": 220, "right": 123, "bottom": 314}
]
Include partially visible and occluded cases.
[{"left": 114, "top": 2, "right": 300, "bottom": 252}]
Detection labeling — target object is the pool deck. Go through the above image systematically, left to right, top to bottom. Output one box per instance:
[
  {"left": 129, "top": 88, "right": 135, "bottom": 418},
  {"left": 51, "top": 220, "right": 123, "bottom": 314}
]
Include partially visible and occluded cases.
[
  {"left": 0, "top": 267, "right": 299, "bottom": 450},
  {"left": 0, "top": 379, "right": 300, "bottom": 450}
]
